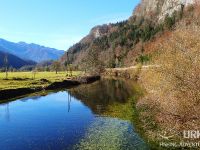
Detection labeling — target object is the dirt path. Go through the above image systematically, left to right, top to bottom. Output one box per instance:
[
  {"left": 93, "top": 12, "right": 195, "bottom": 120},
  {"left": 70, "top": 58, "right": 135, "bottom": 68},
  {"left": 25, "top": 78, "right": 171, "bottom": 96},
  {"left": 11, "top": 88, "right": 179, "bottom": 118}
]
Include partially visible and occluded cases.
[{"left": 106, "top": 65, "right": 160, "bottom": 71}]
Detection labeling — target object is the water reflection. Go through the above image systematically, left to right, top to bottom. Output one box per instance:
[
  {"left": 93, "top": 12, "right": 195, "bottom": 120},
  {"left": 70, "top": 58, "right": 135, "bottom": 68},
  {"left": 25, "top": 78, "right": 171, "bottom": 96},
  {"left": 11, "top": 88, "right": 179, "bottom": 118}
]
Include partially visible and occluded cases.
[
  {"left": 0, "top": 78, "right": 148, "bottom": 150},
  {"left": 68, "top": 78, "right": 137, "bottom": 114},
  {"left": 0, "top": 91, "right": 94, "bottom": 150},
  {"left": 67, "top": 92, "right": 72, "bottom": 112},
  {"left": 0, "top": 103, "right": 10, "bottom": 122}
]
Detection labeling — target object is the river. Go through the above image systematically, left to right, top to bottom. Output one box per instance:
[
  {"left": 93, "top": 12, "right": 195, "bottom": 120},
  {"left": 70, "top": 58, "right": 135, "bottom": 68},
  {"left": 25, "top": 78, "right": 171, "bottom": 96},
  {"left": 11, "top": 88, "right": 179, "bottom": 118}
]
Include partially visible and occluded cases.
[{"left": 0, "top": 78, "right": 149, "bottom": 150}]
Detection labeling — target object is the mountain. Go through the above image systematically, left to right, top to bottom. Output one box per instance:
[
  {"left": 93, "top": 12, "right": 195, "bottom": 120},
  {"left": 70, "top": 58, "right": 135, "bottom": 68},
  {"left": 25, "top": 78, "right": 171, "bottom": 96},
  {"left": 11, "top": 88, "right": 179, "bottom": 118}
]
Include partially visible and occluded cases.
[
  {"left": 61, "top": 0, "right": 196, "bottom": 68},
  {"left": 133, "top": 0, "right": 195, "bottom": 22},
  {"left": 0, "top": 39, "right": 65, "bottom": 62},
  {"left": 0, "top": 49, "right": 36, "bottom": 69}
]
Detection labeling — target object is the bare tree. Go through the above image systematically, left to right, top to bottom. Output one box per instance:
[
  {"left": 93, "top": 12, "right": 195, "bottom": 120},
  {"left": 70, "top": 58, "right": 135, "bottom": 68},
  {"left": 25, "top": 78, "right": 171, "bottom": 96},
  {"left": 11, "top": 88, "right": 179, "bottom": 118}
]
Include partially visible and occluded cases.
[
  {"left": 139, "top": 25, "right": 200, "bottom": 141},
  {"left": 82, "top": 48, "right": 105, "bottom": 75},
  {"left": 64, "top": 52, "right": 70, "bottom": 76},
  {"left": 4, "top": 54, "right": 8, "bottom": 79},
  {"left": 52, "top": 61, "right": 61, "bottom": 74},
  {"left": 64, "top": 61, "right": 69, "bottom": 76},
  {"left": 68, "top": 64, "right": 73, "bottom": 77},
  {"left": 32, "top": 69, "right": 37, "bottom": 80}
]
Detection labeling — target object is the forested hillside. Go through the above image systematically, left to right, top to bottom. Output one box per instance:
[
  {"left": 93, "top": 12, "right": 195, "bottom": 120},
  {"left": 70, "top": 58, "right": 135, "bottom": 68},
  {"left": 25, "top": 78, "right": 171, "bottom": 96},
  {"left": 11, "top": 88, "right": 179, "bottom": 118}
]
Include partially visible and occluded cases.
[{"left": 61, "top": 0, "right": 197, "bottom": 70}]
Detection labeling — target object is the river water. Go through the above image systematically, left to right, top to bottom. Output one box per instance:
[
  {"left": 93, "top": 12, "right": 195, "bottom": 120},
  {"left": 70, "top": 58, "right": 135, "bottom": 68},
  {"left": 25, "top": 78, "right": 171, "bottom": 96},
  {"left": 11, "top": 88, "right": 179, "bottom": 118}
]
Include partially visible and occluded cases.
[{"left": 0, "top": 78, "right": 149, "bottom": 150}]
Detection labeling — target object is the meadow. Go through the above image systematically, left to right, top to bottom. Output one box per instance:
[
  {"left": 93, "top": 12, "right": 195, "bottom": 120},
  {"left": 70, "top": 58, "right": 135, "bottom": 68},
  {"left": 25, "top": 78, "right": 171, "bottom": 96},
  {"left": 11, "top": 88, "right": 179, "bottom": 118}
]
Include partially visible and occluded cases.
[{"left": 0, "top": 71, "right": 81, "bottom": 90}]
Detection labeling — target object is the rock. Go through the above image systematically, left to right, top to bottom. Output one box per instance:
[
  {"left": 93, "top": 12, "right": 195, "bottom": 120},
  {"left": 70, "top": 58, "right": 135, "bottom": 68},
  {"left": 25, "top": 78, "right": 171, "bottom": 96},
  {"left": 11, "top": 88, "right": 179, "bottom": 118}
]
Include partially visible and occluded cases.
[{"left": 133, "top": 0, "right": 195, "bottom": 22}]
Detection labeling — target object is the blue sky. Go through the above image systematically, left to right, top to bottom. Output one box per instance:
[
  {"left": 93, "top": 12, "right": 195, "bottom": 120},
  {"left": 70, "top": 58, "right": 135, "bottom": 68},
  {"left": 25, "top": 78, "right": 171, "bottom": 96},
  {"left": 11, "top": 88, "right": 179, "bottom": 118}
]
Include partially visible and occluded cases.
[{"left": 0, "top": 0, "right": 140, "bottom": 50}]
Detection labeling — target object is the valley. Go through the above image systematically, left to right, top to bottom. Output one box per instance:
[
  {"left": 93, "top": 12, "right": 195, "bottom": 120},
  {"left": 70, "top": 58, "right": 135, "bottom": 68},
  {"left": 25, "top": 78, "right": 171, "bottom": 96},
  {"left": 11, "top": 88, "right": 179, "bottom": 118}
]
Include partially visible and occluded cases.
[{"left": 0, "top": 0, "right": 199, "bottom": 149}]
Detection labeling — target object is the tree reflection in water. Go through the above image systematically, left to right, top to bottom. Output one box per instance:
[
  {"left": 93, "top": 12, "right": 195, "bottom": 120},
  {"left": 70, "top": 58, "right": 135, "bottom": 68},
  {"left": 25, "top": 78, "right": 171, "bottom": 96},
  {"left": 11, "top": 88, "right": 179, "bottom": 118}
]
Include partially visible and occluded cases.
[{"left": 68, "top": 78, "right": 137, "bottom": 115}]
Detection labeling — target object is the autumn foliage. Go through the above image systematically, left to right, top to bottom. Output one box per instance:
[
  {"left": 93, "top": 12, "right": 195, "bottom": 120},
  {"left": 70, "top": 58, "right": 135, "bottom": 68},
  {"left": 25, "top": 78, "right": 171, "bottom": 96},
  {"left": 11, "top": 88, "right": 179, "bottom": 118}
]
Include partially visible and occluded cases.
[{"left": 138, "top": 22, "right": 200, "bottom": 141}]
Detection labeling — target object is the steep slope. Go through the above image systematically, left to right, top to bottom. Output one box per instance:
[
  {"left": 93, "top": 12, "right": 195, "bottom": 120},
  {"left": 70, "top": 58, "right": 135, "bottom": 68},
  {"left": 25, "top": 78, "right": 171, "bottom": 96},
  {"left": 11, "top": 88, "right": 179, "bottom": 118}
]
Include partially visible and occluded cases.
[
  {"left": 61, "top": 0, "right": 196, "bottom": 68},
  {"left": 133, "top": 0, "right": 195, "bottom": 21},
  {"left": 61, "top": 24, "right": 119, "bottom": 65},
  {"left": 0, "top": 39, "right": 65, "bottom": 62},
  {"left": 0, "top": 49, "right": 36, "bottom": 69}
]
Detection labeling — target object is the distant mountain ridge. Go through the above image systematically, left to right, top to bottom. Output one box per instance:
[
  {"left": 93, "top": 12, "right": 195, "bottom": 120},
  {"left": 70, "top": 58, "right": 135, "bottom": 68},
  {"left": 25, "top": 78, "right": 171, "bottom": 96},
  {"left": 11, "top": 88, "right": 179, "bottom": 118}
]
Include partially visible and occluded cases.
[
  {"left": 0, "top": 38, "right": 65, "bottom": 62},
  {"left": 0, "top": 49, "right": 36, "bottom": 69}
]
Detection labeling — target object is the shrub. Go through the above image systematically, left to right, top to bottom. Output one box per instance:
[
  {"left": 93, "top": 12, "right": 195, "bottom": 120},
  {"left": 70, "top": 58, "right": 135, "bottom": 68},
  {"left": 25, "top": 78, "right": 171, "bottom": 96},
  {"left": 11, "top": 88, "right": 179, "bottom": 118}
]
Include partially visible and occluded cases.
[{"left": 139, "top": 25, "right": 200, "bottom": 142}]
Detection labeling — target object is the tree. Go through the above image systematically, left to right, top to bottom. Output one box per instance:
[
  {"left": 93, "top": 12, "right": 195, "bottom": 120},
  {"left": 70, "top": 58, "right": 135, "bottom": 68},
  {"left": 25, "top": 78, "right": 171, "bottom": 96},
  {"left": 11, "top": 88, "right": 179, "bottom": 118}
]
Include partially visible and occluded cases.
[
  {"left": 164, "top": 14, "right": 176, "bottom": 29},
  {"left": 140, "top": 26, "right": 200, "bottom": 134},
  {"left": 114, "top": 46, "right": 122, "bottom": 68},
  {"left": 82, "top": 47, "right": 105, "bottom": 75},
  {"left": 4, "top": 54, "right": 8, "bottom": 79},
  {"left": 136, "top": 55, "right": 150, "bottom": 65},
  {"left": 52, "top": 61, "right": 61, "bottom": 74},
  {"left": 64, "top": 61, "right": 69, "bottom": 76},
  {"left": 68, "top": 64, "right": 73, "bottom": 77},
  {"left": 45, "top": 66, "right": 50, "bottom": 72},
  {"left": 32, "top": 69, "right": 37, "bottom": 80}
]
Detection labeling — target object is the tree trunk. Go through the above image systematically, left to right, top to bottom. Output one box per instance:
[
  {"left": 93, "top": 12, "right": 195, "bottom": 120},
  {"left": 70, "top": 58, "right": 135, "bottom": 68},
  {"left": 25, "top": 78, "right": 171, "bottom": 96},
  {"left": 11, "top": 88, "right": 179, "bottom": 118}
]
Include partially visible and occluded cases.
[{"left": 5, "top": 67, "right": 8, "bottom": 79}]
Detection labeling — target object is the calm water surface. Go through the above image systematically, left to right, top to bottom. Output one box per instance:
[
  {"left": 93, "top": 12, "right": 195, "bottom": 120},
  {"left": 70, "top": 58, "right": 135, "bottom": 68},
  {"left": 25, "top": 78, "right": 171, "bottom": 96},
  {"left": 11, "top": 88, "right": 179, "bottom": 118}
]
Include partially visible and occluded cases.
[{"left": 0, "top": 79, "right": 149, "bottom": 150}]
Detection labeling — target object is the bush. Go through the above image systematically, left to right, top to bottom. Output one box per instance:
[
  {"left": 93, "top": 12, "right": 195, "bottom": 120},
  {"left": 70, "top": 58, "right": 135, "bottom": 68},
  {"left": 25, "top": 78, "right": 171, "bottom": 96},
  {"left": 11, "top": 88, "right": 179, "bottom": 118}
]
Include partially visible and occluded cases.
[
  {"left": 164, "top": 14, "right": 176, "bottom": 29},
  {"left": 139, "top": 25, "right": 200, "bottom": 141},
  {"left": 136, "top": 55, "right": 150, "bottom": 65}
]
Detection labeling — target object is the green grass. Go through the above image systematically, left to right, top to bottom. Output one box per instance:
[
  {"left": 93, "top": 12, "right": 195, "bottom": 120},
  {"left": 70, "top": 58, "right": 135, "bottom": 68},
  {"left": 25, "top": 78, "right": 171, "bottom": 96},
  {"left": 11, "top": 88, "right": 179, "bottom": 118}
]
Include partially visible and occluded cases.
[{"left": 0, "top": 71, "right": 82, "bottom": 90}]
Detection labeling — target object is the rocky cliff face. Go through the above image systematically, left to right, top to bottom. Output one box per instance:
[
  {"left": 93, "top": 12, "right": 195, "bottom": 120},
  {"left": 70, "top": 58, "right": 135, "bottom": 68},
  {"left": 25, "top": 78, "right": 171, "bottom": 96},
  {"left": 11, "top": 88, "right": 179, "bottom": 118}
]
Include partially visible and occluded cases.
[
  {"left": 133, "top": 0, "right": 195, "bottom": 22},
  {"left": 80, "top": 25, "right": 113, "bottom": 43}
]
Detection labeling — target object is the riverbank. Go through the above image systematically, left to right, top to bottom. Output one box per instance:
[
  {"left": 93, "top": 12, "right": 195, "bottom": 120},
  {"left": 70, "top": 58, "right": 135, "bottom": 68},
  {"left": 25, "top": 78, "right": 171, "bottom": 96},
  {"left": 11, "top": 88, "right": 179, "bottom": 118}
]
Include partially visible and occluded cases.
[
  {"left": 103, "top": 64, "right": 200, "bottom": 149},
  {"left": 102, "top": 66, "right": 171, "bottom": 149},
  {"left": 0, "top": 71, "right": 100, "bottom": 101},
  {"left": 99, "top": 80, "right": 160, "bottom": 149}
]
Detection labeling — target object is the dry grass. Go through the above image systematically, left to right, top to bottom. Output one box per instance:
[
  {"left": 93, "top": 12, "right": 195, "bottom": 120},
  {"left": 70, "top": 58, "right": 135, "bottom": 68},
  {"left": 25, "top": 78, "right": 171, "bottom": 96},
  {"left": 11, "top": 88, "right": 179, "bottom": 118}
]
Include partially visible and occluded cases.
[{"left": 138, "top": 25, "right": 200, "bottom": 142}]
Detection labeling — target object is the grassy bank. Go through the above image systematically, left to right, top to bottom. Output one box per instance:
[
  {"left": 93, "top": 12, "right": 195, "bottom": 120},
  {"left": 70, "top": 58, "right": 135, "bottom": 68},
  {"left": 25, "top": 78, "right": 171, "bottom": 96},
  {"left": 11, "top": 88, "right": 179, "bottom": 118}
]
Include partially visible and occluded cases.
[{"left": 0, "top": 71, "right": 81, "bottom": 90}]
